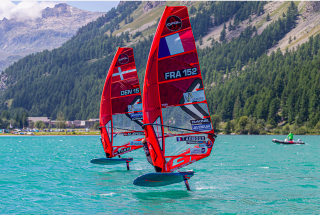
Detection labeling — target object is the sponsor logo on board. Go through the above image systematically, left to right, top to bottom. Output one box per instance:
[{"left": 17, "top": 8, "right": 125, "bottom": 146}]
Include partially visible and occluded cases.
[
  {"left": 166, "top": 16, "right": 182, "bottom": 31},
  {"left": 118, "top": 53, "right": 129, "bottom": 64},
  {"left": 164, "top": 68, "right": 198, "bottom": 80},
  {"left": 121, "top": 88, "right": 140, "bottom": 96},
  {"left": 183, "top": 90, "right": 205, "bottom": 103},
  {"left": 128, "top": 103, "right": 142, "bottom": 112},
  {"left": 129, "top": 112, "right": 143, "bottom": 121},
  {"left": 190, "top": 118, "right": 211, "bottom": 125},
  {"left": 192, "top": 123, "right": 212, "bottom": 131},
  {"left": 176, "top": 136, "right": 206, "bottom": 141},
  {"left": 130, "top": 141, "right": 143, "bottom": 146},
  {"left": 198, "top": 144, "right": 206, "bottom": 148},
  {"left": 114, "top": 147, "right": 131, "bottom": 155},
  {"left": 190, "top": 147, "right": 206, "bottom": 154}
]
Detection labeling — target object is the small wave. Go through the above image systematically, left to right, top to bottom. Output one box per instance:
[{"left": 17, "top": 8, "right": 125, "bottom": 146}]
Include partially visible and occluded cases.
[
  {"left": 259, "top": 167, "right": 269, "bottom": 169},
  {"left": 195, "top": 185, "right": 217, "bottom": 190},
  {"left": 100, "top": 192, "right": 115, "bottom": 196}
]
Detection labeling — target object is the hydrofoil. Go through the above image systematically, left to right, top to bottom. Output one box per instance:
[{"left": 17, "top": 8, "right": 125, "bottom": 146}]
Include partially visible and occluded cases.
[
  {"left": 90, "top": 158, "right": 133, "bottom": 170},
  {"left": 133, "top": 171, "right": 194, "bottom": 190}
]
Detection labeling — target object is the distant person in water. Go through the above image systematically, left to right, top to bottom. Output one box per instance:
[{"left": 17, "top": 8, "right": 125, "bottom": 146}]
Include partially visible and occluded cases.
[{"left": 287, "top": 131, "right": 293, "bottom": 141}]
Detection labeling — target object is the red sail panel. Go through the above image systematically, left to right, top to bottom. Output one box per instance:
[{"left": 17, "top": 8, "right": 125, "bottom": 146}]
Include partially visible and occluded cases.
[
  {"left": 142, "top": 6, "right": 216, "bottom": 173},
  {"left": 100, "top": 47, "right": 143, "bottom": 158}
]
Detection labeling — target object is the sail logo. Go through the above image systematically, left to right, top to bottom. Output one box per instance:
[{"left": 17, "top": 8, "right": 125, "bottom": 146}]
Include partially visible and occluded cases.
[
  {"left": 166, "top": 16, "right": 182, "bottom": 31},
  {"left": 118, "top": 53, "right": 129, "bottom": 64},
  {"left": 164, "top": 68, "right": 198, "bottom": 80},
  {"left": 121, "top": 88, "right": 140, "bottom": 96},
  {"left": 183, "top": 90, "right": 205, "bottom": 103},
  {"left": 128, "top": 103, "right": 142, "bottom": 112},
  {"left": 129, "top": 112, "right": 143, "bottom": 121},
  {"left": 190, "top": 118, "right": 211, "bottom": 125},
  {"left": 192, "top": 123, "right": 212, "bottom": 131},
  {"left": 123, "top": 132, "right": 144, "bottom": 136},
  {"left": 177, "top": 136, "right": 206, "bottom": 141},
  {"left": 186, "top": 140, "right": 206, "bottom": 144},
  {"left": 206, "top": 140, "right": 213, "bottom": 149},
  {"left": 130, "top": 141, "right": 143, "bottom": 146},
  {"left": 114, "top": 147, "right": 131, "bottom": 155},
  {"left": 190, "top": 147, "right": 206, "bottom": 155}
]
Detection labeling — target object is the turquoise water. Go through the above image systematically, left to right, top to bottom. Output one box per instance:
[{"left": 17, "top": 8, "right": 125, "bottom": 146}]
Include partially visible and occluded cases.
[{"left": 1, "top": 135, "right": 319, "bottom": 214}]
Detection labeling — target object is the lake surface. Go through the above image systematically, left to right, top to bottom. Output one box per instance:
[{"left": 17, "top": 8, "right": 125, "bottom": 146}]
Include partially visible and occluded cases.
[{"left": 0, "top": 135, "right": 319, "bottom": 214}]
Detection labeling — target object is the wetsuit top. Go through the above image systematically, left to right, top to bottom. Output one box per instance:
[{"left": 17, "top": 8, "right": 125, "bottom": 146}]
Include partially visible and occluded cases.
[{"left": 287, "top": 133, "right": 293, "bottom": 140}]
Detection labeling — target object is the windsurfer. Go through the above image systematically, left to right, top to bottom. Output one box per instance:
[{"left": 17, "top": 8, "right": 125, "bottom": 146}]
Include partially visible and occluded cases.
[{"left": 287, "top": 131, "right": 293, "bottom": 141}]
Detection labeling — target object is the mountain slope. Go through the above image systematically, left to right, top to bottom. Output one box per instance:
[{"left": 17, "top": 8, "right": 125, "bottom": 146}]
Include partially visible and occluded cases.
[{"left": 0, "top": 3, "right": 104, "bottom": 72}]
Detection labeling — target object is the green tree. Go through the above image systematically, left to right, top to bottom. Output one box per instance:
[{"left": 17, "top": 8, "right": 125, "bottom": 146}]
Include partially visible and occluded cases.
[
  {"left": 266, "top": 13, "right": 270, "bottom": 21},
  {"left": 220, "top": 24, "right": 226, "bottom": 42},
  {"left": 199, "top": 35, "right": 203, "bottom": 46},
  {"left": 56, "top": 111, "right": 66, "bottom": 130},
  {"left": 21, "top": 112, "right": 28, "bottom": 129},
  {"left": 211, "top": 115, "right": 221, "bottom": 130},
  {"left": 238, "top": 116, "right": 249, "bottom": 131},
  {"left": 224, "top": 119, "right": 231, "bottom": 134},
  {"left": 29, "top": 121, "right": 34, "bottom": 129},
  {"left": 35, "top": 121, "right": 43, "bottom": 129},
  {"left": 93, "top": 122, "right": 99, "bottom": 130},
  {"left": 40, "top": 123, "right": 46, "bottom": 130}
]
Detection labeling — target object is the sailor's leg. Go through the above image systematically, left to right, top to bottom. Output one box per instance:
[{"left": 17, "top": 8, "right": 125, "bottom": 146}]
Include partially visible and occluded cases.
[
  {"left": 126, "top": 161, "right": 130, "bottom": 170},
  {"left": 183, "top": 175, "right": 191, "bottom": 191}
]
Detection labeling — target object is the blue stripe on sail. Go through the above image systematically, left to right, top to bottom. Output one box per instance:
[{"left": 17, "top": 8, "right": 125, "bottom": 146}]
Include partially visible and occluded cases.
[
  {"left": 165, "top": 33, "right": 184, "bottom": 56},
  {"left": 158, "top": 37, "right": 171, "bottom": 58}
]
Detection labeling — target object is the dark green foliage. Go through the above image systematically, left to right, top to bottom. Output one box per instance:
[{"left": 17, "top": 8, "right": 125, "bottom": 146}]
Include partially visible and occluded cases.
[
  {"left": 189, "top": 2, "right": 266, "bottom": 41},
  {"left": 266, "top": 13, "right": 270, "bottom": 21},
  {"left": 220, "top": 24, "right": 226, "bottom": 42},
  {"left": 132, "top": 31, "right": 142, "bottom": 39},
  {"left": 208, "top": 33, "right": 320, "bottom": 126},
  {"left": 224, "top": 119, "right": 231, "bottom": 134}
]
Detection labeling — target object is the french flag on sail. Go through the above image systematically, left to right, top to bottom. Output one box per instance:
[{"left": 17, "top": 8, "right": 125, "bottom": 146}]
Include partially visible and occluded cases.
[{"left": 158, "top": 29, "right": 196, "bottom": 59}]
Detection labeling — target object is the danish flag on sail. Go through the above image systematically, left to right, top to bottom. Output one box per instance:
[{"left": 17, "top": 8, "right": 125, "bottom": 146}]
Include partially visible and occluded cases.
[{"left": 142, "top": 6, "right": 216, "bottom": 173}]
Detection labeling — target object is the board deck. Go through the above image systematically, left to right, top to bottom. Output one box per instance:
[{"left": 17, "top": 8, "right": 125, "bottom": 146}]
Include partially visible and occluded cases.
[
  {"left": 90, "top": 158, "right": 133, "bottom": 165},
  {"left": 133, "top": 171, "right": 194, "bottom": 187}
]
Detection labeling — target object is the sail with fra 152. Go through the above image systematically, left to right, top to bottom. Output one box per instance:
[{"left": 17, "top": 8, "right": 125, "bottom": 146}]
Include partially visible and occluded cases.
[
  {"left": 133, "top": 6, "right": 217, "bottom": 190},
  {"left": 90, "top": 47, "right": 144, "bottom": 170}
]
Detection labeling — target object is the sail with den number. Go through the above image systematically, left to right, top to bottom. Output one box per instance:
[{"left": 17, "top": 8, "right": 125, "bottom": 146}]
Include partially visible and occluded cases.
[{"left": 90, "top": 47, "right": 144, "bottom": 170}]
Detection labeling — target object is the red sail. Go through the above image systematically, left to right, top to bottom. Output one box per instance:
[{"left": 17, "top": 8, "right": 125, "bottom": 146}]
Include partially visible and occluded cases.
[
  {"left": 142, "top": 6, "right": 216, "bottom": 173},
  {"left": 100, "top": 47, "right": 143, "bottom": 158}
]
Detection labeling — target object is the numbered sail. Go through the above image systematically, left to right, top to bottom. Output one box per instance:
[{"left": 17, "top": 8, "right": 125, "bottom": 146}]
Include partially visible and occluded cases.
[
  {"left": 142, "top": 6, "right": 216, "bottom": 173},
  {"left": 100, "top": 47, "right": 144, "bottom": 158}
]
